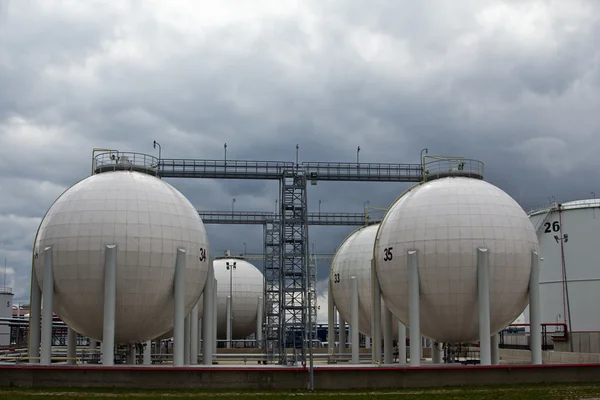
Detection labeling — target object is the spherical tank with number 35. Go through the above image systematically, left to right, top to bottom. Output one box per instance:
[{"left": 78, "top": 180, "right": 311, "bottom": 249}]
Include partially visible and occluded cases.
[{"left": 375, "top": 177, "right": 539, "bottom": 343}]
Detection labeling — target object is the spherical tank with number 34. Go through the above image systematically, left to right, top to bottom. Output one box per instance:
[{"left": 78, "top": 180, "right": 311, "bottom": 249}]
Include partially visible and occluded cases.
[{"left": 34, "top": 170, "right": 211, "bottom": 344}]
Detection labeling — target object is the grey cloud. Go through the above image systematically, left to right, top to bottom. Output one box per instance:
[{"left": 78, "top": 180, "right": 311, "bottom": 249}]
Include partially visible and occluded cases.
[{"left": 1, "top": 0, "right": 600, "bottom": 302}]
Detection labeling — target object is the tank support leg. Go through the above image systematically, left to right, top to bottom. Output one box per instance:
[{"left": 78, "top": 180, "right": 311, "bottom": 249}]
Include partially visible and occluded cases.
[
  {"left": 102, "top": 244, "right": 117, "bottom": 366},
  {"left": 40, "top": 246, "right": 54, "bottom": 366},
  {"left": 173, "top": 248, "right": 186, "bottom": 367},
  {"left": 478, "top": 248, "right": 491, "bottom": 366},
  {"left": 408, "top": 250, "right": 420, "bottom": 367},
  {"left": 530, "top": 250, "right": 542, "bottom": 365},
  {"left": 371, "top": 259, "right": 382, "bottom": 363},
  {"left": 202, "top": 262, "right": 215, "bottom": 365},
  {"left": 28, "top": 265, "right": 42, "bottom": 364},
  {"left": 351, "top": 276, "right": 360, "bottom": 364},
  {"left": 213, "top": 277, "right": 217, "bottom": 357},
  {"left": 327, "top": 279, "right": 335, "bottom": 360},
  {"left": 256, "top": 296, "right": 263, "bottom": 347},
  {"left": 190, "top": 301, "right": 199, "bottom": 364},
  {"left": 382, "top": 302, "right": 394, "bottom": 364},
  {"left": 184, "top": 313, "right": 191, "bottom": 365},
  {"left": 339, "top": 316, "right": 346, "bottom": 354},
  {"left": 198, "top": 318, "right": 203, "bottom": 357},
  {"left": 397, "top": 319, "right": 407, "bottom": 363},
  {"left": 67, "top": 327, "right": 77, "bottom": 365},
  {"left": 491, "top": 334, "right": 500, "bottom": 365},
  {"left": 143, "top": 340, "right": 152, "bottom": 365},
  {"left": 432, "top": 342, "right": 443, "bottom": 363}
]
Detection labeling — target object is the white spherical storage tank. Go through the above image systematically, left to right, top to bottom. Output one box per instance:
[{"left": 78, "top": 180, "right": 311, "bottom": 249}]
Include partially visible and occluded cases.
[
  {"left": 33, "top": 170, "right": 210, "bottom": 344},
  {"left": 375, "top": 177, "right": 539, "bottom": 343},
  {"left": 529, "top": 199, "right": 600, "bottom": 332},
  {"left": 330, "top": 224, "right": 397, "bottom": 336},
  {"left": 200, "top": 257, "right": 264, "bottom": 339}
]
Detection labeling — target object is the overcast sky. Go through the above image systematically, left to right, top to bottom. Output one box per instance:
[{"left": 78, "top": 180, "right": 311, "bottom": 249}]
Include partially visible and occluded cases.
[{"left": 1, "top": 1, "right": 599, "bottom": 323}]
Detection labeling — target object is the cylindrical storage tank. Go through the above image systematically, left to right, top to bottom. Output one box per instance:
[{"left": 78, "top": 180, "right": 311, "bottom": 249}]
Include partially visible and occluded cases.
[
  {"left": 33, "top": 170, "right": 210, "bottom": 344},
  {"left": 375, "top": 177, "right": 539, "bottom": 343},
  {"left": 529, "top": 199, "right": 600, "bottom": 332},
  {"left": 330, "top": 224, "right": 397, "bottom": 336},
  {"left": 0, "top": 288, "right": 13, "bottom": 347}
]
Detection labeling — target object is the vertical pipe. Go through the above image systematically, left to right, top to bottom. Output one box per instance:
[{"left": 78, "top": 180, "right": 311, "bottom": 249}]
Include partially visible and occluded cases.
[
  {"left": 102, "top": 244, "right": 117, "bottom": 366},
  {"left": 40, "top": 247, "right": 54, "bottom": 365},
  {"left": 173, "top": 248, "right": 186, "bottom": 367},
  {"left": 477, "top": 248, "right": 491, "bottom": 366},
  {"left": 408, "top": 250, "right": 420, "bottom": 367},
  {"left": 530, "top": 250, "right": 542, "bottom": 365},
  {"left": 371, "top": 259, "right": 381, "bottom": 363},
  {"left": 202, "top": 264, "right": 215, "bottom": 365},
  {"left": 28, "top": 266, "right": 41, "bottom": 363},
  {"left": 351, "top": 276, "right": 359, "bottom": 364},
  {"left": 327, "top": 279, "right": 335, "bottom": 358},
  {"left": 226, "top": 295, "right": 232, "bottom": 348},
  {"left": 256, "top": 296, "right": 263, "bottom": 347},
  {"left": 190, "top": 301, "right": 199, "bottom": 364},
  {"left": 382, "top": 304, "right": 393, "bottom": 364},
  {"left": 184, "top": 313, "right": 191, "bottom": 365},
  {"left": 338, "top": 316, "right": 346, "bottom": 354},
  {"left": 398, "top": 319, "right": 407, "bottom": 363},
  {"left": 67, "top": 327, "right": 77, "bottom": 365},
  {"left": 491, "top": 334, "right": 500, "bottom": 365},
  {"left": 365, "top": 336, "right": 371, "bottom": 349},
  {"left": 143, "top": 340, "right": 152, "bottom": 365}
]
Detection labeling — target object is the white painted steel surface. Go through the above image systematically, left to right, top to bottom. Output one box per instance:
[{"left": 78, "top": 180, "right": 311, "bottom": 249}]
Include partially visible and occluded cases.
[
  {"left": 33, "top": 171, "right": 210, "bottom": 344},
  {"left": 376, "top": 177, "right": 539, "bottom": 343},
  {"left": 529, "top": 199, "right": 600, "bottom": 332},
  {"left": 330, "top": 225, "right": 397, "bottom": 336},
  {"left": 196, "top": 258, "right": 264, "bottom": 339}
]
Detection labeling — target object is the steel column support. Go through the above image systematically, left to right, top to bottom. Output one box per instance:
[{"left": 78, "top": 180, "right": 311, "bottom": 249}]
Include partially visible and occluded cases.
[
  {"left": 102, "top": 244, "right": 117, "bottom": 366},
  {"left": 40, "top": 247, "right": 54, "bottom": 365},
  {"left": 173, "top": 248, "right": 186, "bottom": 367},
  {"left": 477, "top": 248, "right": 491, "bottom": 366},
  {"left": 408, "top": 250, "right": 420, "bottom": 367},
  {"left": 530, "top": 250, "right": 542, "bottom": 365},
  {"left": 371, "top": 259, "right": 381, "bottom": 363},
  {"left": 202, "top": 263, "right": 215, "bottom": 365},
  {"left": 28, "top": 264, "right": 41, "bottom": 364},
  {"left": 351, "top": 276, "right": 359, "bottom": 364},
  {"left": 327, "top": 279, "right": 335, "bottom": 359},
  {"left": 256, "top": 296, "right": 263, "bottom": 347},
  {"left": 190, "top": 301, "right": 199, "bottom": 364},
  {"left": 382, "top": 303, "right": 393, "bottom": 364},
  {"left": 339, "top": 316, "right": 346, "bottom": 354},
  {"left": 397, "top": 319, "right": 407, "bottom": 363},
  {"left": 67, "top": 327, "right": 77, "bottom": 365},
  {"left": 491, "top": 334, "right": 500, "bottom": 365},
  {"left": 144, "top": 341, "right": 152, "bottom": 365}
]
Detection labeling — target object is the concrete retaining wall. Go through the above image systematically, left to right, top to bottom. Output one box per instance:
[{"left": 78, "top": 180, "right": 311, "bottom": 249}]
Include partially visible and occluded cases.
[{"left": 2, "top": 364, "right": 600, "bottom": 390}]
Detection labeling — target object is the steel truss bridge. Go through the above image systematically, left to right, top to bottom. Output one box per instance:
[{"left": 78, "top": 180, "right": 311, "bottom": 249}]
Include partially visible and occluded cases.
[{"left": 93, "top": 150, "right": 484, "bottom": 365}]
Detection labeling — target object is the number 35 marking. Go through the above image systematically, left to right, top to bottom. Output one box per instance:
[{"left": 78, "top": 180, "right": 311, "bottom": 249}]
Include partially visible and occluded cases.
[{"left": 383, "top": 247, "right": 393, "bottom": 261}]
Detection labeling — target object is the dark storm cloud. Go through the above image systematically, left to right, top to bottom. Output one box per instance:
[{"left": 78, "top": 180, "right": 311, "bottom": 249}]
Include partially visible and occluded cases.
[{"left": 1, "top": 0, "right": 600, "bottom": 305}]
